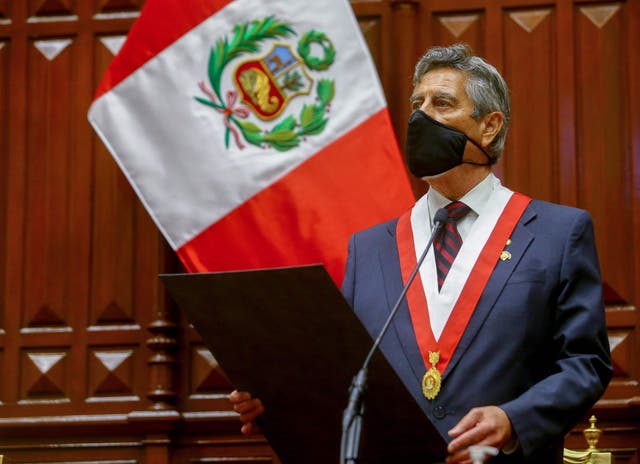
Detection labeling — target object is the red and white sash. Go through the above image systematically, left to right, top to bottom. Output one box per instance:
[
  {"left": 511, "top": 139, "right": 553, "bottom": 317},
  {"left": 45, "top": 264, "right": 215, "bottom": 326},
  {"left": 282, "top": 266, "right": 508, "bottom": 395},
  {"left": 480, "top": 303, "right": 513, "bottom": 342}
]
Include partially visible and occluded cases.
[{"left": 396, "top": 189, "right": 531, "bottom": 376}]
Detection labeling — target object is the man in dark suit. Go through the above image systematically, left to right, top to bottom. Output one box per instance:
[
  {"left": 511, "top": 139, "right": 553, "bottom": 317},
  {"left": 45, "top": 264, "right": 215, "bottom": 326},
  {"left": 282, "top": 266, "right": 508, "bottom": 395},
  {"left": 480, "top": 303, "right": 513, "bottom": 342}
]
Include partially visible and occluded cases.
[{"left": 231, "top": 43, "right": 612, "bottom": 463}]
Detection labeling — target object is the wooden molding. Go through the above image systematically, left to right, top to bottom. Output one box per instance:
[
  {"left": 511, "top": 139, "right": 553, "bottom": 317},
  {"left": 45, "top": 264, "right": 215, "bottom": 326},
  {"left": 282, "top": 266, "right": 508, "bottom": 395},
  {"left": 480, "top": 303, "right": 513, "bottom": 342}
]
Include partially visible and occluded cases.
[
  {"left": 580, "top": 5, "right": 621, "bottom": 29},
  {"left": 509, "top": 9, "right": 551, "bottom": 33},
  {"left": 438, "top": 14, "right": 479, "bottom": 38}
]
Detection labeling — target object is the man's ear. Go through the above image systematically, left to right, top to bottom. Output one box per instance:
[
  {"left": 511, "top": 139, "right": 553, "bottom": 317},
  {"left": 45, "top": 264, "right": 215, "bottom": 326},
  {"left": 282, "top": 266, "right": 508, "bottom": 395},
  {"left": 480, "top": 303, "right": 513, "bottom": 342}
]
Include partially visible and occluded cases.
[{"left": 481, "top": 112, "right": 504, "bottom": 147}]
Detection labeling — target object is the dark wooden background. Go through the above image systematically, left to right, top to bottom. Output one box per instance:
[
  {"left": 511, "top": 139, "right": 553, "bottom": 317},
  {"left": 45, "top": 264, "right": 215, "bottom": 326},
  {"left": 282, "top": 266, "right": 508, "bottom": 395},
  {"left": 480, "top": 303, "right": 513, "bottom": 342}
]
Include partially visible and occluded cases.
[{"left": 0, "top": 0, "right": 638, "bottom": 462}]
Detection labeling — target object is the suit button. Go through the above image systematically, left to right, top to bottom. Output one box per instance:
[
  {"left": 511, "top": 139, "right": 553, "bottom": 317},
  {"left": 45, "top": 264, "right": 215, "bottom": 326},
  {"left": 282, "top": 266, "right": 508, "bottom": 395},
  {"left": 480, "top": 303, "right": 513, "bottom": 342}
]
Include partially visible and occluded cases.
[{"left": 433, "top": 405, "right": 446, "bottom": 419}]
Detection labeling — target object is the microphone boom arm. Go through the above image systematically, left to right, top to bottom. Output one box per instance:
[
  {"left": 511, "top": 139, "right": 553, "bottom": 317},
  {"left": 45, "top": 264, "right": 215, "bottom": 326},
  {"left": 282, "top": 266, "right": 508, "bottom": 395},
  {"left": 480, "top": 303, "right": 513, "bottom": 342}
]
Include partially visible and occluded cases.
[{"left": 340, "top": 208, "right": 448, "bottom": 464}]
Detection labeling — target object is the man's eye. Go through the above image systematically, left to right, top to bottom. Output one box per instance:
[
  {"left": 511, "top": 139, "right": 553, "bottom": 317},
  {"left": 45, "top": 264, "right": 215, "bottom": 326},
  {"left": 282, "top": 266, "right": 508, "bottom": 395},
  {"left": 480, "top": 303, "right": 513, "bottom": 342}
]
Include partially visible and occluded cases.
[
  {"left": 434, "top": 99, "right": 449, "bottom": 107},
  {"left": 411, "top": 101, "right": 422, "bottom": 111}
]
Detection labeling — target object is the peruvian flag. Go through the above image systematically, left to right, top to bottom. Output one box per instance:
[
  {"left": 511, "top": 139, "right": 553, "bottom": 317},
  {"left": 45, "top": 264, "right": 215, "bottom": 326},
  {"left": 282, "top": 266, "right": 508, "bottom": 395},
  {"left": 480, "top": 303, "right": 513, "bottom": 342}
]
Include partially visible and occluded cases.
[{"left": 88, "top": 0, "right": 414, "bottom": 285}]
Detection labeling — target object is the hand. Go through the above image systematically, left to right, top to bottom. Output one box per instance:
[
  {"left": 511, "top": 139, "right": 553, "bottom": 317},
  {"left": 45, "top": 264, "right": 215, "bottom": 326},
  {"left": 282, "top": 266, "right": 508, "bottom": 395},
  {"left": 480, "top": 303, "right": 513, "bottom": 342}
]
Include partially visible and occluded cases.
[
  {"left": 229, "top": 390, "right": 265, "bottom": 435},
  {"left": 445, "top": 406, "right": 513, "bottom": 464}
]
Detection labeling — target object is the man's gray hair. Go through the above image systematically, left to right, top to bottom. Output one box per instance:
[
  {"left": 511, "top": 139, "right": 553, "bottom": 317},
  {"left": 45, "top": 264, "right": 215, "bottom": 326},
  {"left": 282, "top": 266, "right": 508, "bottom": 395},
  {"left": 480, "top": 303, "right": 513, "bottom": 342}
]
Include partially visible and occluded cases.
[{"left": 413, "top": 43, "right": 510, "bottom": 160}]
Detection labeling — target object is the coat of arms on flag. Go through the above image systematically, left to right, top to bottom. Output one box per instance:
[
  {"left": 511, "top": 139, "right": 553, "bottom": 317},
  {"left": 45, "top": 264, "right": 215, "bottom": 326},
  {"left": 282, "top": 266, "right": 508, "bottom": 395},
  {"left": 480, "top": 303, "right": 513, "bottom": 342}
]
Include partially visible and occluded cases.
[
  {"left": 88, "top": 0, "right": 414, "bottom": 285},
  {"left": 195, "top": 17, "right": 336, "bottom": 151}
]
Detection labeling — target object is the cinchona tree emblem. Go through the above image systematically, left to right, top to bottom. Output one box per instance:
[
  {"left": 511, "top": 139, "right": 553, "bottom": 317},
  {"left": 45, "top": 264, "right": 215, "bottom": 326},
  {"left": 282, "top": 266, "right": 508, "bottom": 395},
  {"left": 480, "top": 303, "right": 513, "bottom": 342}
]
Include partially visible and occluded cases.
[{"left": 195, "top": 16, "right": 336, "bottom": 152}]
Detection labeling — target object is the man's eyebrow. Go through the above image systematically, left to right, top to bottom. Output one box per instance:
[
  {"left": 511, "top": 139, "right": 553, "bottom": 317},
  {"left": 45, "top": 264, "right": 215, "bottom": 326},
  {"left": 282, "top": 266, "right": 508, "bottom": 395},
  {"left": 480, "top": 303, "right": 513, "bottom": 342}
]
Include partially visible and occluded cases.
[
  {"left": 409, "top": 92, "right": 459, "bottom": 104},
  {"left": 433, "top": 92, "right": 458, "bottom": 102}
]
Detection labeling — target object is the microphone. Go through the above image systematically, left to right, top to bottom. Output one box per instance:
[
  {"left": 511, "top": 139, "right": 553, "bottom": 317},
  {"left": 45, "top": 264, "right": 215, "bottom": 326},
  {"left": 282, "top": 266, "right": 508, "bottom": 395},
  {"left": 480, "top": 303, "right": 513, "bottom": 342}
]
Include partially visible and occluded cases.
[{"left": 340, "top": 207, "right": 449, "bottom": 464}]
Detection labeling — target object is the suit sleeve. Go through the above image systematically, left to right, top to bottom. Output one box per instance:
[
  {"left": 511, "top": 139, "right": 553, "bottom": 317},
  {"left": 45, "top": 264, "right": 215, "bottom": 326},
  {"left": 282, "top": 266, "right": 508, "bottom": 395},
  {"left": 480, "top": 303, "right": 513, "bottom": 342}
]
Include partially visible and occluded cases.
[{"left": 500, "top": 210, "right": 612, "bottom": 457}]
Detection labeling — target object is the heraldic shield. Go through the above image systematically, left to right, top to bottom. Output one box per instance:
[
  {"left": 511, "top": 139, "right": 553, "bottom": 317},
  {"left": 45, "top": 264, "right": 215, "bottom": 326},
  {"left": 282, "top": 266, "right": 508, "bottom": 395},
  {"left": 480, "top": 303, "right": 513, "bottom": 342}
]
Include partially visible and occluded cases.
[{"left": 234, "top": 43, "right": 313, "bottom": 121}]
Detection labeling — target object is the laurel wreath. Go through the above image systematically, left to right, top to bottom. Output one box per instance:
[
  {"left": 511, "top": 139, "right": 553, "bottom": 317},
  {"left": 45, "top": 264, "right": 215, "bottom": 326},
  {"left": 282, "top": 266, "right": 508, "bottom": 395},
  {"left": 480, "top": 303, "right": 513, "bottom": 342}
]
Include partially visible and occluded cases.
[
  {"left": 195, "top": 16, "right": 336, "bottom": 151},
  {"left": 298, "top": 30, "right": 335, "bottom": 71}
]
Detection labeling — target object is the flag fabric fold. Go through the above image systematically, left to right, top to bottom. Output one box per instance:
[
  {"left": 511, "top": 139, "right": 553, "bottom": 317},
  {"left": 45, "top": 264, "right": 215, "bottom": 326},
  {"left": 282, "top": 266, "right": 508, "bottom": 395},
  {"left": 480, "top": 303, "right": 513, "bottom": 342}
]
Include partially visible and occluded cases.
[{"left": 89, "top": 0, "right": 414, "bottom": 285}]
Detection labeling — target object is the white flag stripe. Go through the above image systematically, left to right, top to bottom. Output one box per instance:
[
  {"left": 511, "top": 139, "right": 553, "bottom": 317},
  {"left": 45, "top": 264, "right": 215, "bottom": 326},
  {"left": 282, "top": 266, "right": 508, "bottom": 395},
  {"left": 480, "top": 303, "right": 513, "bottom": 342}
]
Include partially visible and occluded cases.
[{"left": 89, "top": 0, "right": 386, "bottom": 249}]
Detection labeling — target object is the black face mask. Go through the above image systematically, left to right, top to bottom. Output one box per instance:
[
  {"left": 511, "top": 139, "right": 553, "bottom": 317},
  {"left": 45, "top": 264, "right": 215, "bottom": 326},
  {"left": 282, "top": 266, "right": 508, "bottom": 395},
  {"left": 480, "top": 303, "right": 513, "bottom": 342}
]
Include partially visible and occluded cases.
[{"left": 406, "top": 110, "right": 494, "bottom": 177}]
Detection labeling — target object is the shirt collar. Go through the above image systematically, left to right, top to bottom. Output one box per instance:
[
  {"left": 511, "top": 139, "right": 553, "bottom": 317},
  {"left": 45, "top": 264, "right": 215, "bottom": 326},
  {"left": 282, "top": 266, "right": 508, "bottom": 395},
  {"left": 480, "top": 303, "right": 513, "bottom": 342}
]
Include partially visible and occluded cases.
[{"left": 427, "top": 172, "right": 498, "bottom": 219}]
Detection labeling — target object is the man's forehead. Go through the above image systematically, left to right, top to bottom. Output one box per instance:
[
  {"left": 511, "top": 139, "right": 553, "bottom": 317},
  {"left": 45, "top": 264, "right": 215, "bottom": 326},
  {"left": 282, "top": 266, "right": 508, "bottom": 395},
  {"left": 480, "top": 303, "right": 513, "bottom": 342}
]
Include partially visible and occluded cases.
[{"left": 413, "top": 68, "right": 468, "bottom": 96}]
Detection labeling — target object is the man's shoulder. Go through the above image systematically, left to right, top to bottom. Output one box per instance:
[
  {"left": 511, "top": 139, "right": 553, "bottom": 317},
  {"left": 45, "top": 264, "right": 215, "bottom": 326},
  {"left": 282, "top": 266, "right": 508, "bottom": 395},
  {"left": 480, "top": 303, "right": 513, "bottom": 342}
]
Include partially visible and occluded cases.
[
  {"left": 523, "top": 196, "right": 592, "bottom": 233},
  {"left": 529, "top": 199, "right": 589, "bottom": 217},
  {"left": 352, "top": 217, "right": 400, "bottom": 242}
]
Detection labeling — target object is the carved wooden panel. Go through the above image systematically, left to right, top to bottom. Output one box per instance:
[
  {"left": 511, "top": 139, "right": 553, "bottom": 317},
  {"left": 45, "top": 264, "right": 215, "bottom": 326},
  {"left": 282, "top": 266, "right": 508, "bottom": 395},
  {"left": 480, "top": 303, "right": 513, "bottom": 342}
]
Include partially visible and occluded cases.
[
  {"left": 28, "top": 0, "right": 76, "bottom": 18},
  {"left": 95, "top": 0, "right": 144, "bottom": 14},
  {"left": 0, "top": 1, "right": 8, "bottom": 21},
  {"left": 352, "top": 2, "right": 393, "bottom": 123},
  {"left": 574, "top": 2, "right": 633, "bottom": 305},
  {"left": 503, "top": 7, "right": 557, "bottom": 201},
  {"left": 432, "top": 12, "right": 484, "bottom": 53},
  {"left": 358, "top": 17, "right": 382, "bottom": 78},
  {"left": 91, "top": 35, "right": 139, "bottom": 327},
  {"left": 24, "top": 37, "right": 77, "bottom": 330},
  {"left": 0, "top": 40, "right": 7, "bottom": 333},
  {"left": 600, "top": 306, "right": 640, "bottom": 411},
  {"left": 189, "top": 344, "right": 231, "bottom": 397},
  {"left": 87, "top": 347, "right": 139, "bottom": 400},
  {"left": 0, "top": 348, "right": 4, "bottom": 404},
  {"left": 20, "top": 349, "right": 70, "bottom": 402}
]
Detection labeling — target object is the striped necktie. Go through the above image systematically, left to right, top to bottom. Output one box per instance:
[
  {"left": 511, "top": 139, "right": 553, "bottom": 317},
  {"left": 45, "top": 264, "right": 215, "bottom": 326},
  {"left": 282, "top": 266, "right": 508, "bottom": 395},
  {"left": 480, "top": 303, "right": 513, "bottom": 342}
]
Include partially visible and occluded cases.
[{"left": 433, "top": 201, "right": 471, "bottom": 290}]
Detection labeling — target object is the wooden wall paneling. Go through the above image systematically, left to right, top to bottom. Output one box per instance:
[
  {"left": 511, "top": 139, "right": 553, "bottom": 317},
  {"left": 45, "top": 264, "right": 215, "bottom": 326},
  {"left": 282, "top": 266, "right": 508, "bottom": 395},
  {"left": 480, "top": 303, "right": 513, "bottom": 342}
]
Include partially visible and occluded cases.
[
  {"left": 0, "top": 0, "right": 8, "bottom": 406},
  {"left": 27, "top": 0, "right": 76, "bottom": 18},
  {"left": 70, "top": 0, "right": 97, "bottom": 410},
  {"left": 95, "top": 0, "right": 145, "bottom": 15},
  {"left": 352, "top": 0, "right": 413, "bottom": 186},
  {"left": 556, "top": 0, "right": 578, "bottom": 207},
  {"left": 628, "top": 0, "right": 640, "bottom": 309},
  {"left": 0, "top": 1, "right": 9, "bottom": 21},
  {"left": 352, "top": 1, "right": 388, "bottom": 95},
  {"left": 390, "top": 1, "right": 422, "bottom": 196},
  {"left": 2, "top": 2, "right": 26, "bottom": 412},
  {"left": 483, "top": 2, "right": 503, "bottom": 77},
  {"left": 574, "top": 2, "right": 633, "bottom": 304},
  {"left": 502, "top": 6, "right": 557, "bottom": 201},
  {"left": 431, "top": 11, "right": 484, "bottom": 52},
  {"left": 90, "top": 29, "right": 180, "bottom": 462},
  {"left": 90, "top": 31, "right": 147, "bottom": 409},
  {"left": 21, "top": 34, "right": 86, "bottom": 411},
  {"left": 24, "top": 36, "right": 76, "bottom": 330},
  {"left": 0, "top": 39, "right": 7, "bottom": 338},
  {"left": 90, "top": 68, "right": 137, "bottom": 329},
  {"left": 568, "top": 305, "right": 640, "bottom": 462},
  {"left": 598, "top": 305, "right": 640, "bottom": 411},
  {"left": 179, "top": 328, "right": 233, "bottom": 412},
  {"left": 187, "top": 343, "right": 232, "bottom": 398},
  {"left": 87, "top": 346, "right": 137, "bottom": 400},
  {"left": 19, "top": 347, "right": 70, "bottom": 403},
  {"left": 171, "top": 432, "right": 277, "bottom": 464},
  {"left": 1, "top": 436, "right": 144, "bottom": 463}
]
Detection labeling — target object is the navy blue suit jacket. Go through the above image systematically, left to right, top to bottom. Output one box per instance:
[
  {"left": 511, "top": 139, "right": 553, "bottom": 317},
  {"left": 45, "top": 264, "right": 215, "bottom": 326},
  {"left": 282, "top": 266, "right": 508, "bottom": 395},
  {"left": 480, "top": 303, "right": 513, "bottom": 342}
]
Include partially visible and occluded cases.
[{"left": 342, "top": 199, "right": 612, "bottom": 463}]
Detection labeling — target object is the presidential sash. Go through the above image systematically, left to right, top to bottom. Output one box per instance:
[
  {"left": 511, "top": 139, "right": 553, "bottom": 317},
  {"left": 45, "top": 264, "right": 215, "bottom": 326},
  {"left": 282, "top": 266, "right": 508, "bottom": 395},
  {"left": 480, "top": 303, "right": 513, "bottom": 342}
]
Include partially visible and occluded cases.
[{"left": 396, "top": 191, "right": 531, "bottom": 399}]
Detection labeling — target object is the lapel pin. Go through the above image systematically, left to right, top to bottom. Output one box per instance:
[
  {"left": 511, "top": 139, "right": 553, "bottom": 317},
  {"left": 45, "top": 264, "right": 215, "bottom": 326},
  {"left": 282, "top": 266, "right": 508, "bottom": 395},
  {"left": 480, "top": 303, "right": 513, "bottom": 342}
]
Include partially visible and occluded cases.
[
  {"left": 506, "top": 238, "right": 512, "bottom": 246},
  {"left": 500, "top": 250, "right": 512, "bottom": 261}
]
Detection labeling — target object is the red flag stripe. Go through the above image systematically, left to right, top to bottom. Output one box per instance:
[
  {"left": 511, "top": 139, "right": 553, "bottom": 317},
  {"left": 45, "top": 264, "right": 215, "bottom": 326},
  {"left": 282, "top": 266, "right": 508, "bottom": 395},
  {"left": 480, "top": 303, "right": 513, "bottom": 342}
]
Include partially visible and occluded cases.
[
  {"left": 94, "top": 0, "right": 232, "bottom": 100},
  {"left": 177, "top": 108, "right": 414, "bottom": 285}
]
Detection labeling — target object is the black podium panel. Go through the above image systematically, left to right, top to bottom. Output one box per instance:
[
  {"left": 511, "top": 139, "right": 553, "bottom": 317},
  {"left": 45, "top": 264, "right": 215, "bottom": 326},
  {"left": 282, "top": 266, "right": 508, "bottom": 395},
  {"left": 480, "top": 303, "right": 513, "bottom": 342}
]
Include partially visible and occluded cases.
[{"left": 161, "top": 265, "right": 446, "bottom": 464}]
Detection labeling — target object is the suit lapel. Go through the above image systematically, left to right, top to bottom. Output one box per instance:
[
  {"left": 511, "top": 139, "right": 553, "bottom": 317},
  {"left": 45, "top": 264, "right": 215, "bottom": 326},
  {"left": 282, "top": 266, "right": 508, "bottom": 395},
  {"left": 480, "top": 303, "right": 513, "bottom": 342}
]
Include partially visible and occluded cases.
[
  {"left": 443, "top": 205, "right": 537, "bottom": 380},
  {"left": 377, "top": 221, "right": 425, "bottom": 386}
]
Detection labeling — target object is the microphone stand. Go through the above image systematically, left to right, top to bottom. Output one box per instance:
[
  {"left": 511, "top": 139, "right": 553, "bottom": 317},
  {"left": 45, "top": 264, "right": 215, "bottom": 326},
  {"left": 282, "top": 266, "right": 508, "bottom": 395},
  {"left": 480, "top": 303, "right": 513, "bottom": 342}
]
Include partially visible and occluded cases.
[{"left": 340, "top": 208, "right": 449, "bottom": 464}]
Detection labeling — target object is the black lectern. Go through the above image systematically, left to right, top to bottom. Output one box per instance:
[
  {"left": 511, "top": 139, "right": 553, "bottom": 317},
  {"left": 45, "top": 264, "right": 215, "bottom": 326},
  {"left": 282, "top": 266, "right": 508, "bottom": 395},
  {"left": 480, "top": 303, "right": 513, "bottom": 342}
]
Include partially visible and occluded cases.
[{"left": 161, "top": 265, "right": 446, "bottom": 464}]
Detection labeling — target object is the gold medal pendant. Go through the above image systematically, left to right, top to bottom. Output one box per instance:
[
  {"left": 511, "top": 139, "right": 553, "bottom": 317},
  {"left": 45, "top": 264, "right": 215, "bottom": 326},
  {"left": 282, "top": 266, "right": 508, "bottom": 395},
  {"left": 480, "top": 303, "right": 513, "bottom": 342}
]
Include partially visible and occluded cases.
[{"left": 422, "top": 351, "right": 442, "bottom": 400}]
